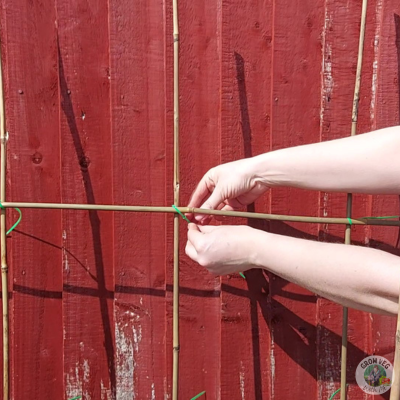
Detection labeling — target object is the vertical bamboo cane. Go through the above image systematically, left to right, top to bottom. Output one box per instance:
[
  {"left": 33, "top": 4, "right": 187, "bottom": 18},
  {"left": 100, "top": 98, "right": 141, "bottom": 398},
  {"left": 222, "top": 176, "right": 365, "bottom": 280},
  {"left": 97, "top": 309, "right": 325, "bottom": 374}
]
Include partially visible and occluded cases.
[
  {"left": 172, "top": 0, "right": 180, "bottom": 399},
  {"left": 340, "top": 1, "right": 368, "bottom": 399},
  {"left": 0, "top": 40, "right": 8, "bottom": 400},
  {"left": 391, "top": 311, "right": 400, "bottom": 398}
]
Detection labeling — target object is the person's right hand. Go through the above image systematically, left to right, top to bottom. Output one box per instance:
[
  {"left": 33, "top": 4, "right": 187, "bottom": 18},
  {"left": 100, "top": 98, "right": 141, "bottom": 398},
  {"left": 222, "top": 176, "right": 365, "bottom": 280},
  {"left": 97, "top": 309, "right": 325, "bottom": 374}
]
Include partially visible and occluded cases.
[{"left": 187, "top": 158, "right": 268, "bottom": 223}]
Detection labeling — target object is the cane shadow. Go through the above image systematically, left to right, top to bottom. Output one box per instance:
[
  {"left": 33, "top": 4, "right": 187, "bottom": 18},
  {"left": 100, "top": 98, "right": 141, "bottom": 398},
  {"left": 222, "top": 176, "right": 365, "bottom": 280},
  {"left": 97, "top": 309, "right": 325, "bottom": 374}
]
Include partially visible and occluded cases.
[
  {"left": 57, "top": 40, "right": 116, "bottom": 392},
  {"left": 235, "top": 49, "right": 399, "bottom": 396},
  {"left": 235, "top": 51, "right": 266, "bottom": 398},
  {"left": 9, "top": 217, "right": 399, "bottom": 394},
  {"left": 243, "top": 220, "right": 399, "bottom": 390}
]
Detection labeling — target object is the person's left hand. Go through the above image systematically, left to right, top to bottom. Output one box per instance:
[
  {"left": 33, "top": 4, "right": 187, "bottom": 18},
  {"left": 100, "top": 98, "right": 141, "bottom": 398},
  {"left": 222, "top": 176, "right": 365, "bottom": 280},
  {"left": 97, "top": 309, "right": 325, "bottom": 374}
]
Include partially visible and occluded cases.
[{"left": 185, "top": 223, "right": 260, "bottom": 275}]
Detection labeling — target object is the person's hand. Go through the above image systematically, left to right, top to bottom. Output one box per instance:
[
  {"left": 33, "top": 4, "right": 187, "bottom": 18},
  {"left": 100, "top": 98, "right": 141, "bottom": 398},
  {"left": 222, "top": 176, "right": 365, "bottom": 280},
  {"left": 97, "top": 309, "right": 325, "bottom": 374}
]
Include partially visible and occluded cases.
[
  {"left": 187, "top": 158, "right": 267, "bottom": 224},
  {"left": 185, "top": 223, "right": 261, "bottom": 275}
]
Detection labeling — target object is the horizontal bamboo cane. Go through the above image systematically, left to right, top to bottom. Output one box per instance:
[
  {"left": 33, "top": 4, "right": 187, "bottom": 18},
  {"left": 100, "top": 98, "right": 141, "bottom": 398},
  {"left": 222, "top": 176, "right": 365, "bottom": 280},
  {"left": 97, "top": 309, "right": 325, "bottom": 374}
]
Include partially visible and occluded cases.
[{"left": 2, "top": 201, "right": 400, "bottom": 226}]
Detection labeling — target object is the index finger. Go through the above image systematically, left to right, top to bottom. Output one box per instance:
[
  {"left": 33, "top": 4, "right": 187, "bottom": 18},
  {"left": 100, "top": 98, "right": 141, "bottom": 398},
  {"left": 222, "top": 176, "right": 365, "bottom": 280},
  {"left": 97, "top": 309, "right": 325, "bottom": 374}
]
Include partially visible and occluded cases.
[
  {"left": 186, "top": 175, "right": 214, "bottom": 220},
  {"left": 188, "top": 175, "right": 214, "bottom": 208}
]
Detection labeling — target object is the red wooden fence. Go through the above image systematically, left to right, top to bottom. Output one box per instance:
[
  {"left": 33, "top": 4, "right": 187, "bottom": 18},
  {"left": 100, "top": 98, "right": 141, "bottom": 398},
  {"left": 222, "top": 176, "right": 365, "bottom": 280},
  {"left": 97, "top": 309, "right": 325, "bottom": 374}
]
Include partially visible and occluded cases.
[{"left": 0, "top": 0, "right": 399, "bottom": 398}]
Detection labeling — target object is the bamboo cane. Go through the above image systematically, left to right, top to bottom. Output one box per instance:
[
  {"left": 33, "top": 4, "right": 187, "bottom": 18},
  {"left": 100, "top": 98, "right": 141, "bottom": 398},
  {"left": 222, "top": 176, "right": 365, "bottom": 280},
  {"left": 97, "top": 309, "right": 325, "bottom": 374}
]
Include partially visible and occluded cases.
[
  {"left": 172, "top": 0, "right": 180, "bottom": 398},
  {"left": 340, "top": 1, "right": 368, "bottom": 399},
  {"left": 0, "top": 39, "right": 8, "bottom": 400},
  {"left": 1, "top": 201, "right": 400, "bottom": 226},
  {"left": 1, "top": 202, "right": 400, "bottom": 226},
  {"left": 391, "top": 308, "right": 400, "bottom": 399}
]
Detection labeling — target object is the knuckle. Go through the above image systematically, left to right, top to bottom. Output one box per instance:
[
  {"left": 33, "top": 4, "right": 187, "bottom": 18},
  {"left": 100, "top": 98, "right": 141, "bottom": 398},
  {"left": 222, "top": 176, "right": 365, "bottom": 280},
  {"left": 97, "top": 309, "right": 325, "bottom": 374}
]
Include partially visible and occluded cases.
[
  {"left": 208, "top": 166, "right": 216, "bottom": 177},
  {"left": 207, "top": 167, "right": 221, "bottom": 184},
  {"left": 203, "top": 169, "right": 214, "bottom": 184},
  {"left": 196, "top": 240, "right": 207, "bottom": 254},
  {"left": 197, "top": 255, "right": 209, "bottom": 268}
]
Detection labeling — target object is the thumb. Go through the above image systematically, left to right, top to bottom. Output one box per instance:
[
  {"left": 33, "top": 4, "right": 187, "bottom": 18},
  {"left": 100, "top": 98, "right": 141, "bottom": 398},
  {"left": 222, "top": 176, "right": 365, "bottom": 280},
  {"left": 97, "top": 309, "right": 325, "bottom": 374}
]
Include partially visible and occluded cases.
[
  {"left": 195, "top": 188, "right": 224, "bottom": 222},
  {"left": 187, "top": 223, "right": 204, "bottom": 247},
  {"left": 188, "top": 223, "right": 201, "bottom": 232},
  {"left": 197, "top": 225, "right": 219, "bottom": 233}
]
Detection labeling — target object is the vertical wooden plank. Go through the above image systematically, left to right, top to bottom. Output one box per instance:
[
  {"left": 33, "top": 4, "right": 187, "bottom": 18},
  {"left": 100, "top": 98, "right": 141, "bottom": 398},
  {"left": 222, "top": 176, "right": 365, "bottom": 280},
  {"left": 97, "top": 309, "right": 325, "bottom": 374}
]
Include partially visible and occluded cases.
[
  {"left": 2, "top": 0, "right": 63, "bottom": 398},
  {"left": 109, "top": 0, "right": 167, "bottom": 398},
  {"left": 164, "top": 0, "right": 174, "bottom": 396},
  {"left": 220, "top": 0, "right": 273, "bottom": 398},
  {"left": 270, "top": 0, "right": 324, "bottom": 398},
  {"left": 57, "top": 1, "right": 115, "bottom": 398},
  {"left": 164, "top": 1, "right": 222, "bottom": 397},
  {"left": 172, "top": 1, "right": 221, "bottom": 398},
  {"left": 317, "top": 1, "right": 380, "bottom": 399},
  {"left": 342, "top": 1, "right": 377, "bottom": 397},
  {"left": 374, "top": 1, "right": 400, "bottom": 127},
  {"left": 0, "top": 2, "right": 10, "bottom": 394},
  {"left": 345, "top": 2, "right": 384, "bottom": 399},
  {"left": 369, "top": 2, "right": 400, "bottom": 398},
  {"left": 0, "top": 3, "right": 6, "bottom": 394},
  {"left": 316, "top": 3, "right": 347, "bottom": 395}
]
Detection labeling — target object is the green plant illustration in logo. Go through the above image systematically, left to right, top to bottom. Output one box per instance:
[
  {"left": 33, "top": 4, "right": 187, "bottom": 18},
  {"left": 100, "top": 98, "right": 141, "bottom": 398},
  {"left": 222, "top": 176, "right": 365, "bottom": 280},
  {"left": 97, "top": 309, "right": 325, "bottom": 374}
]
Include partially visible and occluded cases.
[{"left": 364, "top": 364, "right": 387, "bottom": 387}]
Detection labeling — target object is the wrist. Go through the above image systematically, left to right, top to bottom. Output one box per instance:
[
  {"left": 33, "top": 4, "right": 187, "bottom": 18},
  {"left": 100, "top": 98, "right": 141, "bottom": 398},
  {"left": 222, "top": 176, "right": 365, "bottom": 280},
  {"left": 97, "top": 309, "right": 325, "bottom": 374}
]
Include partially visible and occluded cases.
[
  {"left": 250, "top": 150, "right": 289, "bottom": 189},
  {"left": 245, "top": 228, "right": 272, "bottom": 268}
]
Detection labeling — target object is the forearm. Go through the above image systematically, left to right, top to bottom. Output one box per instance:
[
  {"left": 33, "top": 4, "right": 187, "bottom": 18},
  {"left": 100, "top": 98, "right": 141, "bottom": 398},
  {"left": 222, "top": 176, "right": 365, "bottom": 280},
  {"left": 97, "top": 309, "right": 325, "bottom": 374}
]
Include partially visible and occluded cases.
[
  {"left": 252, "top": 125, "right": 400, "bottom": 194},
  {"left": 251, "top": 230, "right": 400, "bottom": 315}
]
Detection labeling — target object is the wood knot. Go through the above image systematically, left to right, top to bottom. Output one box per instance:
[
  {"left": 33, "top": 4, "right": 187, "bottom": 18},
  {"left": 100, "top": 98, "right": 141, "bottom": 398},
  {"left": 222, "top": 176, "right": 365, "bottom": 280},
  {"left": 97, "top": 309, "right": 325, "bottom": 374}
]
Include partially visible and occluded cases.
[
  {"left": 32, "top": 152, "right": 43, "bottom": 164},
  {"left": 79, "top": 156, "right": 91, "bottom": 171}
]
